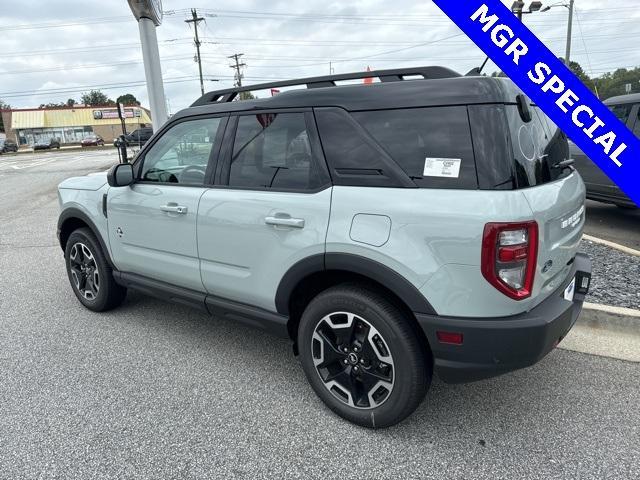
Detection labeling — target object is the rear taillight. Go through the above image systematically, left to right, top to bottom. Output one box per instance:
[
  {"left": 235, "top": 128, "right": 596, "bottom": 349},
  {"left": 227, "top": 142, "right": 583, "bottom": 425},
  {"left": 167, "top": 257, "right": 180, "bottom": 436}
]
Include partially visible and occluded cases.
[{"left": 481, "top": 221, "right": 538, "bottom": 300}]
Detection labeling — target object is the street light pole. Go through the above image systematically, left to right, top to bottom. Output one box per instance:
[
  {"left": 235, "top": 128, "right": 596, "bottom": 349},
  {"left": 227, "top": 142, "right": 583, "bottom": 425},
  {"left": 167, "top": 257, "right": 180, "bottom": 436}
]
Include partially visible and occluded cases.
[
  {"left": 565, "top": 0, "right": 575, "bottom": 65},
  {"left": 541, "top": 1, "right": 575, "bottom": 65}
]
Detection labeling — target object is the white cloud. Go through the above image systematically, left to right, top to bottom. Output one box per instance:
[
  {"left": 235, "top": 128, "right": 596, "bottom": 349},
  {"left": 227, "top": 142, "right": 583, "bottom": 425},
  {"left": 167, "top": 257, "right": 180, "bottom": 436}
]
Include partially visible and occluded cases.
[{"left": 0, "top": 0, "right": 638, "bottom": 113}]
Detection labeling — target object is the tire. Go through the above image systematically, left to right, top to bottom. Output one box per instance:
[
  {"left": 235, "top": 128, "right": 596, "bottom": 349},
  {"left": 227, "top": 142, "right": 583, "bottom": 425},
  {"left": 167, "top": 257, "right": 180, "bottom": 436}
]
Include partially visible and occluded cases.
[
  {"left": 64, "top": 228, "right": 126, "bottom": 312},
  {"left": 298, "top": 284, "right": 431, "bottom": 428}
]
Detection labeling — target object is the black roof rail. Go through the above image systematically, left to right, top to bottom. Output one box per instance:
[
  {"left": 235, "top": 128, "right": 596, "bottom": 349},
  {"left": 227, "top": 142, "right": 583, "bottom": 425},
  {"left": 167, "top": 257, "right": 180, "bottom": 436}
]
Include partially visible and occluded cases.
[{"left": 191, "top": 66, "right": 461, "bottom": 106}]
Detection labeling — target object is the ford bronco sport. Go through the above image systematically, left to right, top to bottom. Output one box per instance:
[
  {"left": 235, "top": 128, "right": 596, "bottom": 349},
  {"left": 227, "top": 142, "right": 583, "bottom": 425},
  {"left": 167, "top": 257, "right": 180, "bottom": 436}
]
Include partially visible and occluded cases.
[{"left": 57, "top": 67, "right": 592, "bottom": 428}]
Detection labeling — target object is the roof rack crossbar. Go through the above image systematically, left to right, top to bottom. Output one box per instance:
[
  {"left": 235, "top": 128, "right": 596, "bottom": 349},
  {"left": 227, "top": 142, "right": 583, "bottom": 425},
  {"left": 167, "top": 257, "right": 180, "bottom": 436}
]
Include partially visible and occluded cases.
[{"left": 191, "top": 66, "right": 461, "bottom": 106}]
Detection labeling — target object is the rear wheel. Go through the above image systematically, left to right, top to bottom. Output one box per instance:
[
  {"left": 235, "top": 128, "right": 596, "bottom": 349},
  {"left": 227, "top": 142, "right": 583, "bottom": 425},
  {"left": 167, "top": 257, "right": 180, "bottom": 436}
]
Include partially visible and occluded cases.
[
  {"left": 64, "top": 228, "right": 126, "bottom": 311},
  {"left": 298, "top": 284, "right": 430, "bottom": 428}
]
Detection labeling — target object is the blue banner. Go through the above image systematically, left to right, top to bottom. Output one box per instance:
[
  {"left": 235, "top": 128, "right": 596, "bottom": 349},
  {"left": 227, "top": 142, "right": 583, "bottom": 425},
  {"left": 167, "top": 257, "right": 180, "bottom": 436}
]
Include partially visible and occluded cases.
[{"left": 432, "top": 0, "right": 639, "bottom": 207}]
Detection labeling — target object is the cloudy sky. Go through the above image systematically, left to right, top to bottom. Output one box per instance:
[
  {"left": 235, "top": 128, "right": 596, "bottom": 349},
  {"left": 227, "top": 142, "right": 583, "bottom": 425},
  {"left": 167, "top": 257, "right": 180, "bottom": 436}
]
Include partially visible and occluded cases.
[{"left": 1, "top": 0, "right": 639, "bottom": 113}]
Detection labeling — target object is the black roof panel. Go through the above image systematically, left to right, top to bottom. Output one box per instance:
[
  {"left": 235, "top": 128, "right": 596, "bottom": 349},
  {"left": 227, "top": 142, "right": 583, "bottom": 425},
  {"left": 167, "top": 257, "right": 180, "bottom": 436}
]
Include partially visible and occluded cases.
[{"left": 173, "top": 70, "right": 524, "bottom": 120}]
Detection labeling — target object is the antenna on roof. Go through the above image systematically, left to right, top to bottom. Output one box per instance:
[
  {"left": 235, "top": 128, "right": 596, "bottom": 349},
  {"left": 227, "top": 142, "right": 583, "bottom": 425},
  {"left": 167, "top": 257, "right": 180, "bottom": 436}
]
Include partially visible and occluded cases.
[{"left": 466, "top": 56, "right": 490, "bottom": 76}]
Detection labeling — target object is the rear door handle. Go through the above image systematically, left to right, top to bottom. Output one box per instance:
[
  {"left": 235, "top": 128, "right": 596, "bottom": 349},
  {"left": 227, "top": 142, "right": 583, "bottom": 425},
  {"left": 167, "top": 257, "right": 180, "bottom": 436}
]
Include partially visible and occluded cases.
[
  {"left": 160, "top": 204, "right": 188, "bottom": 214},
  {"left": 265, "top": 215, "right": 305, "bottom": 228}
]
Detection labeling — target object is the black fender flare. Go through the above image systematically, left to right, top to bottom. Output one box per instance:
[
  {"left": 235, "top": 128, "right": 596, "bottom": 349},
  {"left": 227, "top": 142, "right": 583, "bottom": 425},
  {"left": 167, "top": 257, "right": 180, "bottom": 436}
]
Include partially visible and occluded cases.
[
  {"left": 57, "top": 208, "right": 115, "bottom": 268},
  {"left": 275, "top": 253, "right": 436, "bottom": 316}
]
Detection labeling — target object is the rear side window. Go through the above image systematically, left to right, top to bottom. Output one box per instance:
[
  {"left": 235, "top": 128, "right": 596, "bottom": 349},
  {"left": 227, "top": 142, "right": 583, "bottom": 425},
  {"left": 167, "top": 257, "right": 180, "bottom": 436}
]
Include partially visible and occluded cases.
[
  {"left": 609, "top": 104, "right": 632, "bottom": 124},
  {"left": 468, "top": 105, "right": 514, "bottom": 190},
  {"left": 505, "top": 105, "right": 571, "bottom": 187},
  {"left": 633, "top": 106, "right": 640, "bottom": 138},
  {"left": 352, "top": 107, "right": 478, "bottom": 189},
  {"left": 314, "top": 108, "right": 410, "bottom": 188},
  {"left": 229, "top": 113, "right": 328, "bottom": 191}
]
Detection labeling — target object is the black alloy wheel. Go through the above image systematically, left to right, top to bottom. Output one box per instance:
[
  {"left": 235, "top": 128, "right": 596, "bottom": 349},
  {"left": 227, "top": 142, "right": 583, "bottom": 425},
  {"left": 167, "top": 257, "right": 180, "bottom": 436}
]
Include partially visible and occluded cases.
[
  {"left": 64, "top": 228, "right": 126, "bottom": 311},
  {"left": 68, "top": 242, "right": 100, "bottom": 301},
  {"left": 298, "top": 284, "right": 431, "bottom": 428},
  {"left": 311, "top": 311, "right": 395, "bottom": 409}
]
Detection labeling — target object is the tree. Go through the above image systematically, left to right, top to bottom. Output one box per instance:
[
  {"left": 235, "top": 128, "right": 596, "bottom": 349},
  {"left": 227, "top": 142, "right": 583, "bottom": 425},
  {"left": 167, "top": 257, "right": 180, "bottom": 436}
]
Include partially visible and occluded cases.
[
  {"left": 566, "top": 60, "right": 595, "bottom": 92},
  {"left": 595, "top": 67, "right": 640, "bottom": 99},
  {"left": 81, "top": 90, "right": 114, "bottom": 106},
  {"left": 238, "top": 91, "right": 256, "bottom": 101},
  {"left": 116, "top": 93, "right": 141, "bottom": 106},
  {"left": 0, "top": 98, "right": 9, "bottom": 132},
  {"left": 66, "top": 98, "right": 76, "bottom": 107},
  {"left": 39, "top": 102, "right": 67, "bottom": 108}
]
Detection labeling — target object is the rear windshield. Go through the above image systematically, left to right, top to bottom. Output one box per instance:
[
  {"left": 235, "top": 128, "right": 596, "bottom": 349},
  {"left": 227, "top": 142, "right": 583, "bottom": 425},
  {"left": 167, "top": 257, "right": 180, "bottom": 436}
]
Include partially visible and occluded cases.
[
  {"left": 505, "top": 105, "right": 572, "bottom": 188},
  {"left": 352, "top": 107, "right": 478, "bottom": 189}
]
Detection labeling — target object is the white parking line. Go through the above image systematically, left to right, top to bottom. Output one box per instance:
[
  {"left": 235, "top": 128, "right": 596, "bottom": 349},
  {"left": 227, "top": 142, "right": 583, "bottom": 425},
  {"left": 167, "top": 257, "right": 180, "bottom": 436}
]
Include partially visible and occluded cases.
[{"left": 0, "top": 150, "right": 119, "bottom": 172}]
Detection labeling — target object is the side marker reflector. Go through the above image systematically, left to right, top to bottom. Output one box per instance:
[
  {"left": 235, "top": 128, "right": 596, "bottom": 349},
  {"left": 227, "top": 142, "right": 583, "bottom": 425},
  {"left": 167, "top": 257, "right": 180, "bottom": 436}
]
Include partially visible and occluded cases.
[{"left": 436, "top": 331, "right": 464, "bottom": 345}]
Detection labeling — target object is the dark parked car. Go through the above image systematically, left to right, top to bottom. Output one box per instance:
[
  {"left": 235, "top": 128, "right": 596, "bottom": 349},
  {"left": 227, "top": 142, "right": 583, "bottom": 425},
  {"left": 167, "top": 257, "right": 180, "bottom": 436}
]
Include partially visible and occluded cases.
[
  {"left": 570, "top": 93, "right": 639, "bottom": 209},
  {"left": 114, "top": 127, "right": 153, "bottom": 147},
  {"left": 81, "top": 134, "right": 105, "bottom": 147},
  {"left": 33, "top": 138, "right": 61, "bottom": 151},
  {"left": 0, "top": 139, "right": 18, "bottom": 154}
]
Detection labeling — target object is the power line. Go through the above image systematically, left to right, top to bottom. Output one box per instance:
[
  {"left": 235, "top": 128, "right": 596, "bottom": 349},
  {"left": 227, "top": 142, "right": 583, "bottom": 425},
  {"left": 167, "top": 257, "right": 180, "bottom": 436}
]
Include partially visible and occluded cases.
[
  {"left": 185, "top": 8, "right": 206, "bottom": 95},
  {"left": 0, "top": 15, "right": 132, "bottom": 32},
  {"left": 0, "top": 38, "right": 191, "bottom": 58},
  {"left": 0, "top": 55, "right": 197, "bottom": 76},
  {"left": 0, "top": 77, "right": 205, "bottom": 99}
]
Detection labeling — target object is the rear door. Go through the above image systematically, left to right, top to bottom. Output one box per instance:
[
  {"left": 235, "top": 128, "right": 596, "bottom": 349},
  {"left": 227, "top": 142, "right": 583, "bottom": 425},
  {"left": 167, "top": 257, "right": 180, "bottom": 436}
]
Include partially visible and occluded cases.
[
  {"left": 506, "top": 106, "right": 585, "bottom": 305},
  {"left": 197, "top": 110, "right": 332, "bottom": 312},
  {"left": 107, "top": 115, "right": 227, "bottom": 291}
]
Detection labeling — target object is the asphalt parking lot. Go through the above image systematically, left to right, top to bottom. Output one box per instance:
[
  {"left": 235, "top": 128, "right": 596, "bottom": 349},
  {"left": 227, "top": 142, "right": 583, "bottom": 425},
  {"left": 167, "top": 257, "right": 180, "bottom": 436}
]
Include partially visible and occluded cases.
[
  {"left": 1, "top": 150, "right": 639, "bottom": 479},
  {"left": 584, "top": 200, "right": 640, "bottom": 250}
]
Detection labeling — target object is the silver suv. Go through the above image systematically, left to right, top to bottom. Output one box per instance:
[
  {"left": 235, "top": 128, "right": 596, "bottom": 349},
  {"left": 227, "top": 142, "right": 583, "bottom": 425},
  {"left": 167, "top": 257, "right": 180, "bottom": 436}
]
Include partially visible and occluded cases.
[{"left": 57, "top": 67, "right": 592, "bottom": 428}]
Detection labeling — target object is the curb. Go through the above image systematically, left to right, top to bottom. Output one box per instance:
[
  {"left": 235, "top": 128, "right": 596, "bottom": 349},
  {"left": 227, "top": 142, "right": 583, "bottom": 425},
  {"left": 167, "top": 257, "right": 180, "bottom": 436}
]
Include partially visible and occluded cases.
[
  {"left": 582, "top": 234, "right": 640, "bottom": 257},
  {"left": 577, "top": 302, "right": 640, "bottom": 334}
]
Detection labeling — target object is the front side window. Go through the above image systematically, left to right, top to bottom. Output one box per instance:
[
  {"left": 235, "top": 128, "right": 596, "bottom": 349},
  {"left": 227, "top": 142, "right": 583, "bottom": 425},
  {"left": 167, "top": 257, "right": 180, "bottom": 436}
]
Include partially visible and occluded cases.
[
  {"left": 634, "top": 106, "right": 640, "bottom": 138},
  {"left": 229, "top": 113, "right": 327, "bottom": 190},
  {"left": 140, "top": 117, "right": 223, "bottom": 185}
]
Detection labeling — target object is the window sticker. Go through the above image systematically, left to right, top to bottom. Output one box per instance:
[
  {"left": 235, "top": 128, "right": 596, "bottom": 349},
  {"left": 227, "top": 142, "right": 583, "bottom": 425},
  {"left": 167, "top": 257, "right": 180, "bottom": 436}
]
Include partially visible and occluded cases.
[{"left": 423, "top": 158, "right": 462, "bottom": 178}]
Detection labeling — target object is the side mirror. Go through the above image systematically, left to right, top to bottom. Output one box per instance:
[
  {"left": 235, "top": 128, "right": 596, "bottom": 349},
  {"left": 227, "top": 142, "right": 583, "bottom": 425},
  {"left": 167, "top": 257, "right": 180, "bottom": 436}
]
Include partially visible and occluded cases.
[{"left": 107, "top": 163, "right": 134, "bottom": 187}]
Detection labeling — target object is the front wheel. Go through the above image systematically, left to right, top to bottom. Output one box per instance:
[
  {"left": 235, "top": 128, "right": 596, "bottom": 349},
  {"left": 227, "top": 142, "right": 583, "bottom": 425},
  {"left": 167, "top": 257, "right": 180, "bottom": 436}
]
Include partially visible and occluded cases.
[
  {"left": 64, "top": 228, "right": 126, "bottom": 311},
  {"left": 298, "top": 284, "right": 431, "bottom": 428}
]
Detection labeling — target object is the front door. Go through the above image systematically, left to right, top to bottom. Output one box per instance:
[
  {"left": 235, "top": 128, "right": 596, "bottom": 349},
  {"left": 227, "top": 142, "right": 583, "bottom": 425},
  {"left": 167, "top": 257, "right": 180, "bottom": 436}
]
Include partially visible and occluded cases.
[
  {"left": 197, "top": 111, "right": 332, "bottom": 311},
  {"left": 108, "top": 115, "right": 227, "bottom": 291}
]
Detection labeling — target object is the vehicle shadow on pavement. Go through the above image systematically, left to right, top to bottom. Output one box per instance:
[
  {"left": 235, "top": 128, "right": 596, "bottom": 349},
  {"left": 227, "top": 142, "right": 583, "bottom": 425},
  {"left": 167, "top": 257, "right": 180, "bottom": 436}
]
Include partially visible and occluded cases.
[{"left": 113, "top": 289, "right": 628, "bottom": 440}]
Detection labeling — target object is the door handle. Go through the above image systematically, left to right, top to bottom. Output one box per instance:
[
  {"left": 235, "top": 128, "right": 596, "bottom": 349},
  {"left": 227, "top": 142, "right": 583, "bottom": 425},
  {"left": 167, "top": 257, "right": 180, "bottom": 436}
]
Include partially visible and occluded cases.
[
  {"left": 160, "top": 204, "right": 188, "bottom": 214},
  {"left": 265, "top": 215, "right": 305, "bottom": 228}
]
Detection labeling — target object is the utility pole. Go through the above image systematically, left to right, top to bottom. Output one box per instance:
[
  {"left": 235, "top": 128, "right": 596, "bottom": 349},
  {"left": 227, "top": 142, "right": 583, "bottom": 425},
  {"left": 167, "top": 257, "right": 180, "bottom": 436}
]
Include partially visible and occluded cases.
[
  {"left": 565, "top": 0, "right": 575, "bottom": 65},
  {"left": 185, "top": 8, "right": 205, "bottom": 95},
  {"left": 229, "top": 53, "right": 246, "bottom": 87}
]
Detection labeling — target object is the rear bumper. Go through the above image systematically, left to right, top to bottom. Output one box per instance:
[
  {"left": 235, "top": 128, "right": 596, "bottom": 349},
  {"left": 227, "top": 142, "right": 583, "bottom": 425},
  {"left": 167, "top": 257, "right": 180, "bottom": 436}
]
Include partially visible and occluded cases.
[{"left": 416, "top": 253, "right": 592, "bottom": 383}]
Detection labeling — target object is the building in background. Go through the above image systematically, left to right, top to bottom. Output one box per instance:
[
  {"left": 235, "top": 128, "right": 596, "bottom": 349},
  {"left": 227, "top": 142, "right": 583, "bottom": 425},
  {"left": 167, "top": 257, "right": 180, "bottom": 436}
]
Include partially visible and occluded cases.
[{"left": 0, "top": 105, "right": 152, "bottom": 147}]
